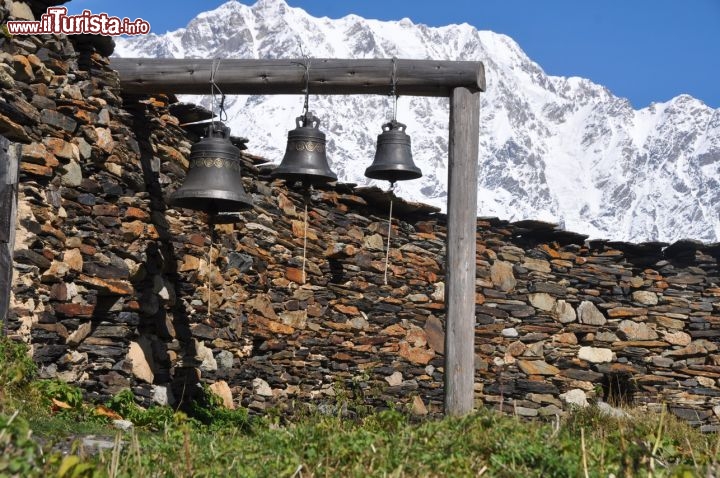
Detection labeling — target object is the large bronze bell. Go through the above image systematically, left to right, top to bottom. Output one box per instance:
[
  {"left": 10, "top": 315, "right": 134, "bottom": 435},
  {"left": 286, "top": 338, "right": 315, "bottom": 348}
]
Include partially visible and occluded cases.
[
  {"left": 272, "top": 112, "right": 337, "bottom": 186},
  {"left": 365, "top": 120, "right": 422, "bottom": 182},
  {"left": 170, "top": 123, "right": 253, "bottom": 213}
]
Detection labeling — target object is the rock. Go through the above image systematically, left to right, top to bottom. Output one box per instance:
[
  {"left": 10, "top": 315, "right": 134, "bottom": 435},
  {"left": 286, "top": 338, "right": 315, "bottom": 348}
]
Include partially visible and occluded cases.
[
  {"left": 7, "top": 1, "right": 34, "bottom": 20},
  {"left": 12, "top": 55, "right": 34, "bottom": 82},
  {"left": 40, "top": 110, "right": 76, "bottom": 133},
  {"left": 95, "top": 127, "right": 115, "bottom": 153},
  {"left": 60, "top": 160, "right": 83, "bottom": 187},
  {"left": 363, "top": 234, "right": 385, "bottom": 251},
  {"left": 63, "top": 248, "right": 83, "bottom": 272},
  {"left": 522, "top": 258, "right": 551, "bottom": 273},
  {"left": 490, "top": 260, "right": 516, "bottom": 292},
  {"left": 286, "top": 268, "right": 305, "bottom": 283},
  {"left": 431, "top": 282, "right": 445, "bottom": 302},
  {"left": 632, "top": 291, "right": 658, "bottom": 305},
  {"left": 529, "top": 293, "right": 556, "bottom": 312},
  {"left": 245, "top": 294, "right": 278, "bottom": 320},
  {"left": 551, "top": 300, "right": 576, "bottom": 323},
  {"left": 577, "top": 301, "right": 606, "bottom": 325},
  {"left": 334, "top": 304, "right": 360, "bottom": 315},
  {"left": 607, "top": 307, "right": 647, "bottom": 318},
  {"left": 280, "top": 310, "right": 307, "bottom": 329},
  {"left": 349, "top": 314, "right": 369, "bottom": 330},
  {"left": 424, "top": 316, "right": 445, "bottom": 354},
  {"left": 617, "top": 320, "right": 658, "bottom": 341},
  {"left": 67, "top": 322, "right": 92, "bottom": 347},
  {"left": 405, "top": 326, "right": 427, "bottom": 347},
  {"left": 501, "top": 327, "right": 519, "bottom": 338},
  {"left": 595, "top": 331, "right": 619, "bottom": 342},
  {"left": 663, "top": 331, "right": 691, "bottom": 346},
  {"left": 553, "top": 332, "right": 578, "bottom": 345},
  {"left": 127, "top": 340, "right": 154, "bottom": 383},
  {"left": 195, "top": 340, "right": 217, "bottom": 372},
  {"left": 399, "top": 341, "right": 435, "bottom": 365},
  {"left": 507, "top": 341, "right": 526, "bottom": 357},
  {"left": 666, "top": 343, "right": 707, "bottom": 358},
  {"left": 578, "top": 347, "right": 613, "bottom": 363},
  {"left": 216, "top": 350, "right": 235, "bottom": 370},
  {"left": 518, "top": 360, "right": 560, "bottom": 376},
  {"left": 385, "top": 371, "right": 403, "bottom": 386},
  {"left": 252, "top": 378, "right": 273, "bottom": 397},
  {"left": 209, "top": 381, "right": 235, "bottom": 409},
  {"left": 152, "top": 386, "right": 174, "bottom": 406},
  {"left": 559, "top": 389, "right": 588, "bottom": 407},
  {"left": 411, "top": 396, "right": 428, "bottom": 416},
  {"left": 597, "top": 401, "right": 629, "bottom": 418},
  {"left": 113, "top": 420, "right": 134, "bottom": 431}
]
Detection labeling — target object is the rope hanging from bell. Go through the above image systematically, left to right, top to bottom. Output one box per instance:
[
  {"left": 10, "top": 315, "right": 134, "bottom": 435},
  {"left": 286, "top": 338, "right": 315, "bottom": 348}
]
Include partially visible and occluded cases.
[
  {"left": 271, "top": 47, "right": 337, "bottom": 286},
  {"left": 365, "top": 58, "right": 423, "bottom": 285},
  {"left": 383, "top": 182, "right": 395, "bottom": 285}
]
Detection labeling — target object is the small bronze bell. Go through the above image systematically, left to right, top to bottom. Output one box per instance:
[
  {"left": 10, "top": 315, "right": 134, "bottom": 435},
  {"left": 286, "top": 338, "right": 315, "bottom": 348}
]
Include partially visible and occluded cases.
[
  {"left": 272, "top": 112, "right": 337, "bottom": 186},
  {"left": 365, "top": 120, "right": 422, "bottom": 183},
  {"left": 170, "top": 123, "right": 253, "bottom": 213}
]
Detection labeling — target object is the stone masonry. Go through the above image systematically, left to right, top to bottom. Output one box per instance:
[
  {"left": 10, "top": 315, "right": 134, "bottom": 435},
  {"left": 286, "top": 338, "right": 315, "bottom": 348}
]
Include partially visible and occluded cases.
[{"left": 1, "top": 0, "right": 719, "bottom": 431}]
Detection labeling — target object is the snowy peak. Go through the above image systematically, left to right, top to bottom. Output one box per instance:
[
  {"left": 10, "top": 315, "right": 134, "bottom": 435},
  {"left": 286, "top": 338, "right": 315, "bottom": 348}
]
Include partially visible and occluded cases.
[{"left": 115, "top": 0, "right": 720, "bottom": 243}]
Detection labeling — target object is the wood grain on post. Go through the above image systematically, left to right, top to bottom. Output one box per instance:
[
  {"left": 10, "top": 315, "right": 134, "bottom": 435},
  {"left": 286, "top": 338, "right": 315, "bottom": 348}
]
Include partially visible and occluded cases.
[
  {"left": 111, "top": 58, "right": 485, "bottom": 97},
  {"left": 445, "top": 87, "right": 480, "bottom": 416},
  {"left": 0, "top": 137, "right": 18, "bottom": 333}
]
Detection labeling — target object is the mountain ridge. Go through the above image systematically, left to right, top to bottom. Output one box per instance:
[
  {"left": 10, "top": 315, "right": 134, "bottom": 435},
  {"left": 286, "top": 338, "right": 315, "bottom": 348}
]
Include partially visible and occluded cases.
[{"left": 115, "top": 0, "right": 720, "bottom": 243}]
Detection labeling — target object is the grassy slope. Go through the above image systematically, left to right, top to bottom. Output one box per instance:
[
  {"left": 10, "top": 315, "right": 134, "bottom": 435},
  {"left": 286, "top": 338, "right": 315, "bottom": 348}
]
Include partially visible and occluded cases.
[{"left": 1, "top": 335, "right": 719, "bottom": 477}]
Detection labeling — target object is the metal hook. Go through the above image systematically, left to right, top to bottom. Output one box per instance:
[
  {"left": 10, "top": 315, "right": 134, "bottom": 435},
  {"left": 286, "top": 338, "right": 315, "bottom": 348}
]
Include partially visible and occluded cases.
[
  {"left": 293, "top": 41, "right": 312, "bottom": 121},
  {"left": 390, "top": 57, "right": 398, "bottom": 122},
  {"left": 210, "top": 59, "right": 227, "bottom": 127}
]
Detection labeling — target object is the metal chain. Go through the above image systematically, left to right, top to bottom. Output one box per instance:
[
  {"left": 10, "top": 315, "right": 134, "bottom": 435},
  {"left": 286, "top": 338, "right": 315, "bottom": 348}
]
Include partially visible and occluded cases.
[
  {"left": 391, "top": 57, "right": 398, "bottom": 122},
  {"left": 210, "top": 59, "right": 227, "bottom": 130}
]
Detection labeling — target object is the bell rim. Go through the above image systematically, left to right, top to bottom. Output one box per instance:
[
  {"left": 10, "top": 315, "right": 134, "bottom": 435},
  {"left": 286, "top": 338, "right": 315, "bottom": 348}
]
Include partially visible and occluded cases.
[
  {"left": 364, "top": 164, "right": 422, "bottom": 181},
  {"left": 270, "top": 170, "right": 338, "bottom": 182},
  {"left": 169, "top": 189, "right": 254, "bottom": 212}
]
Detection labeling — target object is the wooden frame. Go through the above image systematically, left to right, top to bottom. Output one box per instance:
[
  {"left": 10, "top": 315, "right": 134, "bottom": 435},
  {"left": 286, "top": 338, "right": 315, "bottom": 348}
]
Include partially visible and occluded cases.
[
  {"left": 113, "top": 57, "right": 484, "bottom": 416},
  {"left": 0, "top": 137, "right": 18, "bottom": 335}
]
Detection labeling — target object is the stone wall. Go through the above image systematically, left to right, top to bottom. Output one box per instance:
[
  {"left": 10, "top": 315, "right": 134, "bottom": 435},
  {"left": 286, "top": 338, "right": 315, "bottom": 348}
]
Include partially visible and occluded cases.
[{"left": 2, "top": 1, "right": 719, "bottom": 430}]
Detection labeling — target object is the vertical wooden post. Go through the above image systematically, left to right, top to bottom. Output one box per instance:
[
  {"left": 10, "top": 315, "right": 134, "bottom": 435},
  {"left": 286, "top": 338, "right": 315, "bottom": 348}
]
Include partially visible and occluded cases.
[
  {"left": 444, "top": 87, "right": 480, "bottom": 416},
  {"left": 0, "top": 137, "right": 18, "bottom": 334}
]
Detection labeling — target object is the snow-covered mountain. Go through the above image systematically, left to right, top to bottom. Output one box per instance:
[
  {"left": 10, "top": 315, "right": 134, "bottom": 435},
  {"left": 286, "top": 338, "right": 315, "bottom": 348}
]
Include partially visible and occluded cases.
[{"left": 114, "top": 0, "right": 720, "bottom": 243}]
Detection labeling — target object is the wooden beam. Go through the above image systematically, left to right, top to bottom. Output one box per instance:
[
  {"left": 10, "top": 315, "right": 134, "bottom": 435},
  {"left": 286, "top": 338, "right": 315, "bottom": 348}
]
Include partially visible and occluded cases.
[
  {"left": 112, "top": 58, "right": 485, "bottom": 97},
  {"left": 444, "top": 87, "right": 480, "bottom": 416},
  {"left": 0, "top": 137, "right": 18, "bottom": 333}
]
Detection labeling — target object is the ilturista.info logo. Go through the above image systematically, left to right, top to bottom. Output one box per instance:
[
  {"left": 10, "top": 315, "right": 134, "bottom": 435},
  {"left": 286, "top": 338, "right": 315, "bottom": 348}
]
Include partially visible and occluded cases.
[{"left": 6, "top": 7, "right": 150, "bottom": 36}]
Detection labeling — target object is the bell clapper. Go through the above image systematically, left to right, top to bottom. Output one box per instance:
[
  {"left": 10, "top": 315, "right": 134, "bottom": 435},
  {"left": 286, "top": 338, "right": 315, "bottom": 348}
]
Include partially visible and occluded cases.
[{"left": 383, "top": 181, "right": 396, "bottom": 286}]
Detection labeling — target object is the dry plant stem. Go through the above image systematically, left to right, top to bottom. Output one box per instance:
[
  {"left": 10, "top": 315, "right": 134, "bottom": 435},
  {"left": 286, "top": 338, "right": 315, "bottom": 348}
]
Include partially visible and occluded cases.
[
  {"left": 383, "top": 198, "right": 393, "bottom": 285},
  {"left": 650, "top": 406, "right": 665, "bottom": 475},
  {"left": 184, "top": 427, "right": 193, "bottom": 478},
  {"left": 581, "top": 428, "right": 589, "bottom": 478}
]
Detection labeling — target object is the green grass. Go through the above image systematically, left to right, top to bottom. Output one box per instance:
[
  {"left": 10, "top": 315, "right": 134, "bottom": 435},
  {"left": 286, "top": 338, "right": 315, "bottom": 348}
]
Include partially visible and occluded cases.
[{"left": 1, "top": 334, "right": 719, "bottom": 477}]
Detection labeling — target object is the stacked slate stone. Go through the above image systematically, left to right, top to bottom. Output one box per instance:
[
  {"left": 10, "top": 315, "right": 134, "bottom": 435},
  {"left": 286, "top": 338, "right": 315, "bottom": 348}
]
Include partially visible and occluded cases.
[{"left": 2, "top": 1, "right": 719, "bottom": 429}]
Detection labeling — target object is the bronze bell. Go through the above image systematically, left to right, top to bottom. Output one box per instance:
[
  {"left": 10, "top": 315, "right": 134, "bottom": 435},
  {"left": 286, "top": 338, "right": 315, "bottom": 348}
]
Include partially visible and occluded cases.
[
  {"left": 272, "top": 112, "right": 337, "bottom": 186},
  {"left": 365, "top": 120, "right": 422, "bottom": 182},
  {"left": 170, "top": 123, "right": 253, "bottom": 213}
]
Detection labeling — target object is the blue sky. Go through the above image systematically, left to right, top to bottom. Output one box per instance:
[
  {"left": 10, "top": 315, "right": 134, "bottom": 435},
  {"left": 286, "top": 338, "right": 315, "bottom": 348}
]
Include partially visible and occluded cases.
[{"left": 67, "top": 0, "right": 719, "bottom": 109}]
